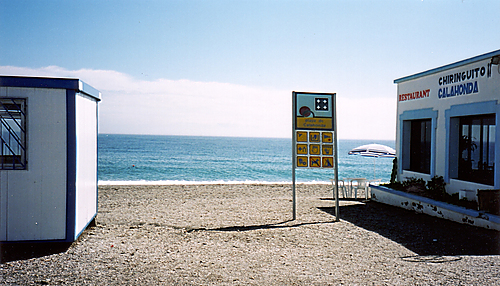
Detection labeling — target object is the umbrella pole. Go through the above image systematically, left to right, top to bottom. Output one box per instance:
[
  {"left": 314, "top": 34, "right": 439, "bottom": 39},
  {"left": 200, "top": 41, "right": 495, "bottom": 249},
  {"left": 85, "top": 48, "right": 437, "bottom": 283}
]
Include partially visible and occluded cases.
[{"left": 373, "top": 157, "right": 376, "bottom": 180}]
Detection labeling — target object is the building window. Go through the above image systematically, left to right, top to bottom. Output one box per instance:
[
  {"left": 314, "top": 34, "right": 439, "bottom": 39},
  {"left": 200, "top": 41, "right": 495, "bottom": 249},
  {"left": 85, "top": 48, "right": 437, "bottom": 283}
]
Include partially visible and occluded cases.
[
  {"left": 0, "top": 98, "right": 27, "bottom": 170},
  {"left": 457, "top": 114, "right": 495, "bottom": 185},
  {"left": 403, "top": 119, "right": 431, "bottom": 174}
]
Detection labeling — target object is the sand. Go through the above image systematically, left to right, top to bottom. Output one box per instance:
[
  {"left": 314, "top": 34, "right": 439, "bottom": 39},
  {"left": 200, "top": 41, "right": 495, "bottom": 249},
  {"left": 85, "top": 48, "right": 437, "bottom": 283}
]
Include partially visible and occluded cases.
[{"left": 1, "top": 184, "right": 499, "bottom": 285}]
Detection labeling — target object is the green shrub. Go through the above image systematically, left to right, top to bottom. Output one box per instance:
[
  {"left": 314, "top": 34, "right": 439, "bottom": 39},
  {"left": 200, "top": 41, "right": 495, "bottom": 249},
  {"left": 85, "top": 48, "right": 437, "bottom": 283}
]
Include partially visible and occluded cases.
[
  {"left": 390, "top": 158, "right": 398, "bottom": 184},
  {"left": 382, "top": 175, "right": 478, "bottom": 210},
  {"left": 427, "top": 176, "right": 446, "bottom": 200},
  {"left": 402, "top": 177, "right": 426, "bottom": 191},
  {"left": 384, "top": 181, "right": 404, "bottom": 191}
]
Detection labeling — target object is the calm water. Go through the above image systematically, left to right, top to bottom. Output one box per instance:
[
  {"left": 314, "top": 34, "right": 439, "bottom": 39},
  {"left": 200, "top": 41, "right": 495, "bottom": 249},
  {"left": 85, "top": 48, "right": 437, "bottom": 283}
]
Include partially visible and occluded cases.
[{"left": 98, "top": 134, "right": 395, "bottom": 184}]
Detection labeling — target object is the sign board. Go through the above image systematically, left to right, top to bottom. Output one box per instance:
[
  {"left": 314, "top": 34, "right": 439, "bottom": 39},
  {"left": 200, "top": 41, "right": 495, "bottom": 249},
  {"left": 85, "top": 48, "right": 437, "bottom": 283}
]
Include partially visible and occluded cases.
[
  {"left": 292, "top": 91, "right": 339, "bottom": 221},
  {"left": 293, "top": 92, "right": 335, "bottom": 169},
  {"left": 295, "top": 95, "right": 334, "bottom": 131},
  {"left": 294, "top": 131, "right": 334, "bottom": 167}
]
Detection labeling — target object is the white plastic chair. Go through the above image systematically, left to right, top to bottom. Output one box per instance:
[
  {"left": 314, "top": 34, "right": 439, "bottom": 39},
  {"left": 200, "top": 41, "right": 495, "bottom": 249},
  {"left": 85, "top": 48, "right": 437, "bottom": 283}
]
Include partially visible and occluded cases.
[
  {"left": 350, "top": 178, "right": 368, "bottom": 200},
  {"left": 330, "top": 179, "right": 347, "bottom": 198}
]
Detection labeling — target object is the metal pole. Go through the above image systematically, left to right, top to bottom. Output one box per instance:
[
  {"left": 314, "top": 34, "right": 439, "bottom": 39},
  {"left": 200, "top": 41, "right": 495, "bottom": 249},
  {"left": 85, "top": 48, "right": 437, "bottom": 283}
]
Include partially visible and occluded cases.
[
  {"left": 292, "top": 92, "right": 297, "bottom": 220},
  {"left": 333, "top": 93, "right": 339, "bottom": 221},
  {"left": 292, "top": 141, "right": 296, "bottom": 221},
  {"left": 373, "top": 157, "right": 376, "bottom": 180},
  {"left": 292, "top": 165, "right": 296, "bottom": 221}
]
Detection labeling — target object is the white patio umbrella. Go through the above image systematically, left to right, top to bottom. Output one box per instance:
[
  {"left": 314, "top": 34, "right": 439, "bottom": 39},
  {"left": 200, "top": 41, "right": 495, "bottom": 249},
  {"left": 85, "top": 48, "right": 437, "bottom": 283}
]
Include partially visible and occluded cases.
[{"left": 348, "top": 143, "right": 396, "bottom": 179}]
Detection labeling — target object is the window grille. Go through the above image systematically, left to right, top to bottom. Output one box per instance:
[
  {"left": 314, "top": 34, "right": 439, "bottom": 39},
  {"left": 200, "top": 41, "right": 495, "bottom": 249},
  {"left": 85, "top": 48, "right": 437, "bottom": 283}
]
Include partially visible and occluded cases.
[{"left": 0, "top": 98, "right": 27, "bottom": 170}]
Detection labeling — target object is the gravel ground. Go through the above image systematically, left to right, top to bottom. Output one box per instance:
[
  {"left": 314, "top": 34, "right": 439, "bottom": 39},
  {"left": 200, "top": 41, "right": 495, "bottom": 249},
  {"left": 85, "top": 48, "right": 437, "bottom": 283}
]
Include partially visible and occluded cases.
[{"left": 1, "top": 184, "right": 499, "bottom": 285}]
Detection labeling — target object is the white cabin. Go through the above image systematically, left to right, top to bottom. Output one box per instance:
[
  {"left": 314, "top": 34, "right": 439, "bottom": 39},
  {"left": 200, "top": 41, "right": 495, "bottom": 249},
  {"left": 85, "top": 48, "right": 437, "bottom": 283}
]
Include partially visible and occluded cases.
[{"left": 0, "top": 76, "right": 101, "bottom": 242}]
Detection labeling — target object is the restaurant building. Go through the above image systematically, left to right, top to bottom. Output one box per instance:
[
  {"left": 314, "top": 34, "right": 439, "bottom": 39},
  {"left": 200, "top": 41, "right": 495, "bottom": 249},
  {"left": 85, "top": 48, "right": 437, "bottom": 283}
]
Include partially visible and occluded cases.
[{"left": 394, "top": 50, "right": 500, "bottom": 200}]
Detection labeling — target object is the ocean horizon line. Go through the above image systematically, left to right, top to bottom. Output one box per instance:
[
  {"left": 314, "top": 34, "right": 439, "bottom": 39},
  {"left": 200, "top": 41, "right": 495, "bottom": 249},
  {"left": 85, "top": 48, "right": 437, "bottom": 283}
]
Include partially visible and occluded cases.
[
  {"left": 98, "top": 133, "right": 396, "bottom": 142},
  {"left": 97, "top": 180, "right": 389, "bottom": 186},
  {"left": 98, "top": 180, "right": 332, "bottom": 186}
]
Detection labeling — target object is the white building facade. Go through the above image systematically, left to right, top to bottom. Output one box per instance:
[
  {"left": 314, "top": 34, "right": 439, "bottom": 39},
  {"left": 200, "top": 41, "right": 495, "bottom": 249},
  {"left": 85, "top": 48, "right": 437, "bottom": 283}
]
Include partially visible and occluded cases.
[{"left": 395, "top": 50, "right": 500, "bottom": 200}]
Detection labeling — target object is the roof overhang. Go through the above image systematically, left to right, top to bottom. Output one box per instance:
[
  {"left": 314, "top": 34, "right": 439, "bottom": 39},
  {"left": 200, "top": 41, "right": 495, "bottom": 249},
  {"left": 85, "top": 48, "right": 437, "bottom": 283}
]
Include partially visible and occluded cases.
[
  {"left": 394, "top": 49, "right": 500, "bottom": 84},
  {"left": 0, "top": 75, "right": 101, "bottom": 101}
]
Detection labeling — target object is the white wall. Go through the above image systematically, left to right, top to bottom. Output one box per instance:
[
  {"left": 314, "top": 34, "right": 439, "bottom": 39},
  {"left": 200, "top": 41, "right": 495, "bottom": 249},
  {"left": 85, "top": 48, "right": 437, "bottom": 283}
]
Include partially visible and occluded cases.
[
  {"left": 0, "top": 87, "right": 67, "bottom": 241},
  {"left": 74, "top": 93, "right": 98, "bottom": 239}
]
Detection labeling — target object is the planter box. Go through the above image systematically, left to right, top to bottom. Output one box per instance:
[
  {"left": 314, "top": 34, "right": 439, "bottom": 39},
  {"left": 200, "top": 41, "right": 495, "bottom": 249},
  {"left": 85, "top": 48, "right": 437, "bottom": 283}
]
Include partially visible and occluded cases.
[
  {"left": 370, "top": 185, "right": 500, "bottom": 231},
  {"left": 477, "top": 189, "right": 500, "bottom": 216}
]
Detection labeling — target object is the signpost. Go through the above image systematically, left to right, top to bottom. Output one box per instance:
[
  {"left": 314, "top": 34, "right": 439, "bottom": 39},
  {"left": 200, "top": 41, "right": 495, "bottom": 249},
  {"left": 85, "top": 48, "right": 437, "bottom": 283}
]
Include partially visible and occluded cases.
[{"left": 292, "top": 92, "right": 339, "bottom": 221}]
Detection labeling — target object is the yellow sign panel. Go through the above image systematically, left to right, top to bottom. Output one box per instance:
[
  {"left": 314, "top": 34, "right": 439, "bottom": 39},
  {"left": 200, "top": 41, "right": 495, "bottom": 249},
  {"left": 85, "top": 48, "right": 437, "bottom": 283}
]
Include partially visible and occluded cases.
[
  {"left": 296, "top": 117, "right": 333, "bottom": 130},
  {"left": 294, "top": 130, "right": 336, "bottom": 168},
  {"left": 296, "top": 131, "right": 308, "bottom": 142},
  {"left": 309, "top": 132, "right": 320, "bottom": 142},
  {"left": 322, "top": 132, "right": 333, "bottom": 143},
  {"left": 297, "top": 144, "right": 308, "bottom": 154},
  {"left": 309, "top": 144, "right": 320, "bottom": 155},
  {"left": 322, "top": 145, "right": 333, "bottom": 155},
  {"left": 297, "top": 156, "right": 308, "bottom": 167},
  {"left": 310, "top": 157, "right": 321, "bottom": 168},
  {"left": 322, "top": 157, "right": 333, "bottom": 168}
]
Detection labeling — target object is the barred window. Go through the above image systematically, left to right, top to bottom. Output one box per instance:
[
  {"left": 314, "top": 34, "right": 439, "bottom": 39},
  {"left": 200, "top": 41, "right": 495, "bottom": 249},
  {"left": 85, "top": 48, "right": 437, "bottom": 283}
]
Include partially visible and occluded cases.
[{"left": 0, "top": 98, "right": 27, "bottom": 170}]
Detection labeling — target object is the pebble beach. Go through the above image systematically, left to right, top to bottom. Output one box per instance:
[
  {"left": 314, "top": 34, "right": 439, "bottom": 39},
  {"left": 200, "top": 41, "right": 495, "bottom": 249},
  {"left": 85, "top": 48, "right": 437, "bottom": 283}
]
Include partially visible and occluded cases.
[{"left": 1, "top": 184, "right": 500, "bottom": 285}]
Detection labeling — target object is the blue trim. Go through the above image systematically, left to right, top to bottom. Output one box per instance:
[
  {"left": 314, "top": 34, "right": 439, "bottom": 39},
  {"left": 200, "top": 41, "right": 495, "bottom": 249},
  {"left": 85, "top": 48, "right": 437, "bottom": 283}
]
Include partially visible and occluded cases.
[
  {"left": 394, "top": 49, "right": 500, "bottom": 83},
  {"left": 0, "top": 76, "right": 100, "bottom": 101},
  {"left": 0, "top": 76, "right": 79, "bottom": 90},
  {"left": 65, "top": 90, "right": 77, "bottom": 242},
  {"left": 444, "top": 100, "right": 500, "bottom": 188},
  {"left": 445, "top": 100, "right": 498, "bottom": 117},
  {"left": 95, "top": 103, "right": 99, "bottom": 221},
  {"left": 399, "top": 108, "right": 438, "bottom": 177},
  {"left": 399, "top": 108, "right": 437, "bottom": 121}
]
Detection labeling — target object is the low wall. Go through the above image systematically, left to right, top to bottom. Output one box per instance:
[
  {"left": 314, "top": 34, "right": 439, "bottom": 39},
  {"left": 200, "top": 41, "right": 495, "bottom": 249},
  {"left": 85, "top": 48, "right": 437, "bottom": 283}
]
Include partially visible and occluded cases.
[{"left": 370, "top": 185, "right": 500, "bottom": 231}]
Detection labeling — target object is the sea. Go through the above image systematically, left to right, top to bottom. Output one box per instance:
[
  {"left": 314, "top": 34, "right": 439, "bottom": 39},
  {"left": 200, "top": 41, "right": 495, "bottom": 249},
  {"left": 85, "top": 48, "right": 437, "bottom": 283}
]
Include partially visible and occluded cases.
[{"left": 98, "top": 134, "right": 395, "bottom": 185}]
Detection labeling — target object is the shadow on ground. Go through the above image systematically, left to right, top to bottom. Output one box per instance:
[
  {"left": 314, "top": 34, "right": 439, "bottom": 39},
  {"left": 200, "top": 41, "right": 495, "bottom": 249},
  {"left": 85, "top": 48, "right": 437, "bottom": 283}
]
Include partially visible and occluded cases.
[
  {"left": 319, "top": 201, "right": 500, "bottom": 256},
  {"left": 0, "top": 218, "right": 97, "bottom": 263},
  {"left": 187, "top": 219, "right": 336, "bottom": 233},
  {"left": 1, "top": 242, "right": 72, "bottom": 263}
]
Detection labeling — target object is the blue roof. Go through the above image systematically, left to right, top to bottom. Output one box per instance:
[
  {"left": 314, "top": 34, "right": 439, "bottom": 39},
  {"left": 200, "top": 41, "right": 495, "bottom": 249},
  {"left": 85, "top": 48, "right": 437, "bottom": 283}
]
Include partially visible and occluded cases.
[
  {"left": 394, "top": 49, "right": 500, "bottom": 84},
  {"left": 0, "top": 75, "right": 101, "bottom": 101}
]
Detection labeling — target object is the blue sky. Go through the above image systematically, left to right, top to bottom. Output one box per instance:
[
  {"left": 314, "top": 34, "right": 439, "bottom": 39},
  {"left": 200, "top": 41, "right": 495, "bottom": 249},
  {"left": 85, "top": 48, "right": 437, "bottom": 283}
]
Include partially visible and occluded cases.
[{"left": 1, "top": 0, "right": 499, "bottom": 139}]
